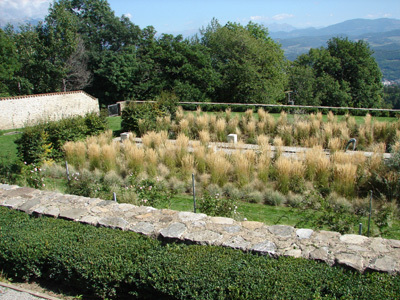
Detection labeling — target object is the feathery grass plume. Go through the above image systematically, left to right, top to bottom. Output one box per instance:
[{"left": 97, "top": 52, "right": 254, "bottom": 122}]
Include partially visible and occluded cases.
[
  {"left": 175, "top": 106, "right": 184, "bottom": 122},
  {"left": 196, "top": 106, "right": 202, "bottom": 116},
  {"left": 225, "top": 107, "right": 232, "bottom": 122},
  {"left": 258, "top": 108, "right": 267, "bottom": 122},
  {"left": 244, "top": 109, "right": 254, "bottom": 122},
  {"left": 277, "top": 111, "right": 288, "bottom": 127},
  {"left": 316, "top": 111, "right": 323, "bottom": 122},
  {"left": 327, "top": 111, "right": 336, "bottom": 123},
  {"left": 186, "top": 112, "right": 196, "bottom": 131},
  {"left": 264, "top": 112, "right": 276, "bottom": 134},
  {"left": 364, "top": 113, "right": 372, "bottom": 127},
  {"left": 196, "top": 114, "right": 209, "bottom": 132},
  {"left": 208, "top": 114, "right": 217, "bottom": 133},
  {"left": 345, "top": 114, "right": 357, "bottom": 136},
  {"left": 156, "top": 115, "right": 171, "bottom": 132},
  {"left": 227, "top": 116, "right": 239, "bottom": 135},
  {"left": 215, "top": 118, "right": 227, "bottom": 142},
  {"left": 178, "top": 119, "right": 190, "bottom": 137},
  {"left": 310, "top": 119, "right": 321, "bottom": 136},
  {"left": 245, "top": 120, "right": 257, "bottom": 143},
  {"left": 257, "top": 121, "right": 266, "bottom": 135},
  {"left": 294, "top": 121, "right": 311, "bottom": 145},
  {"left": 323, "top": 122, "right": 333, "bottom": 147},
  {"left": 337, "top": 123, "right": 350, "bottom": 141},
  {"left": 277, "top": 125, "right": 293, "bottom": 146},
  {"left": 198, "top": 129, "right": 210, "bottom": 146},
  {"left": 98, "top": 130, "right": 113, "bottom": 146},
  {"left": 175, "top": 133, "right": 189, "bottom": 164},
  {"left": 86, "top": 135, "right": 98, "bottom": 146},
  {"left": 273, "top": 136, "right": 284, "bottom": 159},
  {"left": 303, "top": 136, "right": 322, "bottom": 148},
  {"left": 328, "top": 137, "right": 343, "bottom": 152},
  {"left": 256, "top": 140, "right": 272, "bottom": 183},
  {"left": 392, "top": 140, "right": 400, "bottom": 153},
  {"left": 66, "top": 141, "right": 87, "bottom": 169},
  {"left": 159, "top": 141, "right": 177, "bottom": 171},
  {"left": 87, "top": 142, "right": 101, "bottom": 170},
  {"left": 125, "top": 142, "right": 145, "bottom": 174},
  {"left": 193, "top": 143, "right": 207, "bottom": 173},
  {"left": 101, "top": 144, "right": 117, "bottom": 172},
  {"left": 305, "top": 146, "right": 330, "bottom": 190},
  {"left": 145, "top": 148, "right": 158, "bottom": 177},
  {"left": 205, "top": 151, "right": 232, "bottom": 186},
  {"left": 231, "top": 151, "right": 251, "bottom": 187},
  {"left": 331, "top": 151, "right": 353, "bottom": 165},
  {"left": 180, "top": 153, "right": 195, "bottom": 180},
  {"left": 274, "top": 156, "right": 291, "bottom": 194},
  {"left": 288, "top": 158, "right": 306, "bottom": 193},
  {"left": 157, "top": 163, "right": 170, "bottom": 179},
  {"left": 333, "top": 163, "right": 357, "bottom": 197}
]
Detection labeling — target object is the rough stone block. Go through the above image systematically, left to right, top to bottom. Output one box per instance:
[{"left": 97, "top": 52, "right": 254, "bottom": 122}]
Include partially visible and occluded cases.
[
  {"left": 227, "top": 134, "right": 237, "bottom": 144},
  {"left": 159, "top": 222, "right": 187, "bottom": 239}
]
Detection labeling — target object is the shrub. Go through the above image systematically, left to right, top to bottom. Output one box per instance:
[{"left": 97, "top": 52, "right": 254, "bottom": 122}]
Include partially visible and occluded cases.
[
  {"left": 16, "top": 113, "right": 107, "bottom": 164},
  {"left": 264, "top": 189, "right": 286, "bottom": 206},
  {"left": 198, "top": 191, "right": 237, "bottom": 218},
  {"left": 1, "top": 208, "right": 399, "bottom": 299}
]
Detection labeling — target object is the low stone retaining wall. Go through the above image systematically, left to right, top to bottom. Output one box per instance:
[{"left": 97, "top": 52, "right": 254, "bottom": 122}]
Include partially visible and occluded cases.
[{"left": 1, "top": 184, "right": 399, "bottom": 274}]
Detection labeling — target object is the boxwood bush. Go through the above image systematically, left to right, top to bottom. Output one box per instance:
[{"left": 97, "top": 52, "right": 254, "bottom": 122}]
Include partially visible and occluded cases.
[{"left": 0, "top": 207, "right": 399, "bottom": 299}]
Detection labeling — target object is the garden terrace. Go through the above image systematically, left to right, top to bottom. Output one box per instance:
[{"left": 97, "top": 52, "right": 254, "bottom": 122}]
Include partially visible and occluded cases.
[{"left": 0, "top": 183, "right": 399, "bottom": 274}]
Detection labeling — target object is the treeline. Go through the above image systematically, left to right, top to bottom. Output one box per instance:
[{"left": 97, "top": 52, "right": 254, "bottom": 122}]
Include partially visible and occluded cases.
[{"left": 0, "top": 0, "right": 390, "bottom": 108}]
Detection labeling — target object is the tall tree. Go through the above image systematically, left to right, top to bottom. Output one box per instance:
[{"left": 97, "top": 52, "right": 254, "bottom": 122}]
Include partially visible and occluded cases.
[
  {"left": 201, "top": 20, "right": 287, "bottom": 104},
  {"left": 0, "top": 28, "right": 20, "bottom": 96},
  {"left": 296, "top": 37, "right": 383, "bottom": 108}
]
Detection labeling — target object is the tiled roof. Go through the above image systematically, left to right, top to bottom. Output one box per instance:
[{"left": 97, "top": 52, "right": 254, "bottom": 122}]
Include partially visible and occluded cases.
[{"left": 0, "top": 90, "right": 97, "bottom": 101}]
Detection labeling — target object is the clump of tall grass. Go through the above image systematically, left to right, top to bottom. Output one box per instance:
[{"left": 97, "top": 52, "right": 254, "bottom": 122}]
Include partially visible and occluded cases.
[
  {"left": 215, "top": 118, "right": 227, "bottom": 142},
  {"left": 142, "top": 131, "right": 167, "bottom": 149},
  {"left": 63, "top": 141, "right": 86, "bottom": 169},
  {"left": 124, "top": 141, "right": 145, "bottom": 174},
  {"left": 87, "top": 142, "right": 101, "bottom": 170},
  {"left": 101, "top": 143, "right": 118, "bottom": 172},
  {"left": 305, "top": 146, "right": 330, "bottom": 189},
  {"left": 145, "top": 148, "right": 158, "bottom": 177},
  {"left": 205, "top": 151, "right": 232, "bottom": 186},
  {"left": 231, "top": 151, "right": 252, "bottom": 187},
  {"left": 332, "top": 163, "right": 358, "bottom": 197}
]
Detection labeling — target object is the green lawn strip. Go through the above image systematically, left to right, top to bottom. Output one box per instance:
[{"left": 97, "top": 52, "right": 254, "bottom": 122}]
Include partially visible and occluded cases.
[
  {"left": 106, "top": 116, "right": 122, "bottom": 135},
  {"left": 0, "top": 131, "right": 20, "bottom": 165},
  {"left": 1, "top": 206, "right": 399, "bottom": 299}
]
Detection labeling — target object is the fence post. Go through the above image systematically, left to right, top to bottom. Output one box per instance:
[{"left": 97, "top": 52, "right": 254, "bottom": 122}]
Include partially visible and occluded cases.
[{"left": 192, "top": 173, "right": 196, "bottom": 213}]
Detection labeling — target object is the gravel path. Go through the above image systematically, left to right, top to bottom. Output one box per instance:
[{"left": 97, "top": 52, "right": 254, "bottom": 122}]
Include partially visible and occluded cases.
[{"left": 0, "top": 283, "right": 60, "bottom": 300}]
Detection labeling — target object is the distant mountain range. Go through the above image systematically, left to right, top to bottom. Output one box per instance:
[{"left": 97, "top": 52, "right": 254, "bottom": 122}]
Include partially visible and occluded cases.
[{"left": 269, "top": 18, "right": 400, "bottom": 82}]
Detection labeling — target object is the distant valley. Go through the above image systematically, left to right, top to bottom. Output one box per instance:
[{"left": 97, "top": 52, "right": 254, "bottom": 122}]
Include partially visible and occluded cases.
[{"left": 269, "top": 18, "right": 400, "bottom": 83}]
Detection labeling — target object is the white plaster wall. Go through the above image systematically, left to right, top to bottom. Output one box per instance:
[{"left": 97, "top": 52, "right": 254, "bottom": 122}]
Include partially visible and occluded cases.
[{"left": 0, "top": 92, "right": 99, "bottom": 130}]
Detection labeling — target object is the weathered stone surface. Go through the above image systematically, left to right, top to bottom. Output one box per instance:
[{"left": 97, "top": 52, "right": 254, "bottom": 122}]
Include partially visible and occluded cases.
[
  {"left": 3, "top": 187, "right": 36, "bottom": 198},
  {"left": 2, "top": 197, "right": 26, "bottom": 208},
  {"left": 17, "top": 198, "right": 41, "bottom": 213},
  {"left": 59, "top": 208, "right": 87, "bottom": 220},
  {"left": 178, "top": 211, "right": 207, "bottom": 222},
  {"left": 80, "top": 215, "right": 99, "bottom": 226},
  {"left": 210, "top": 216, "right": 235, "bottom": 225},
  {"left": 98, "top": 217, "right": 129, "bottom": 230},
  {"left": 241, "top": 221, "right": 264, "bottom": 230},
  {"left": 131, "top": 222, "right": 155, "bottom": 236},
  {"left": 159, "top": 222, "right": 187, "bottom": 239},
  {"left": 224, "top": 225, "right": 241, "bottom": 233},
  {"left": 268, "top": 225, "right": 294, "bottom": 238},
  {"left": 296, "top": 228, "right": 313, "bottom": 239},
  {"left": 183, "top": 230, "right": 222, "bottom": 245},
  {"left": 340, "top": 234, "right": 369, "bottom": 245},
  {"left": 222, "top": 236, "right": 250, "bottom": 250},
  {"left": 369, "top": 238, "right": 389, "bottom": 253},
  {"left": 388, "top": 239, "right": 400, "bottom": 248},
  {"left": 250, "top": 241, "right": 277, "bottom": 255},
  {"left": 285, "top": 248, "right": 302, "bottom": 258},
  {"left": 309, "top": 248, "right": 329, "bottom": 261},
  {"left": 335, "top": 253, "right": 364, "bottom": 271},
  {"left": 368, "top": 256, "right": 398, "bottom": 273}
]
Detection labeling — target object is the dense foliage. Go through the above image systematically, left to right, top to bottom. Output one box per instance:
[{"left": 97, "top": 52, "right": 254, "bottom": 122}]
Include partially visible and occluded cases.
[
  {"left": 0, "top": 0, "right": 388, "bottom": 109},
  {"left": 15, "top": 112, "right": 107, "bottom": 164},
  {"left": 0, "top": 207, "right": 399, "bottom": 299}
]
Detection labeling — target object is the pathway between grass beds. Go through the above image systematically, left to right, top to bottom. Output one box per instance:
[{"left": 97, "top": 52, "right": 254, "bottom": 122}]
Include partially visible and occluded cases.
[{"left": 1, "top": 184, "right": 399, "bottom": 274}]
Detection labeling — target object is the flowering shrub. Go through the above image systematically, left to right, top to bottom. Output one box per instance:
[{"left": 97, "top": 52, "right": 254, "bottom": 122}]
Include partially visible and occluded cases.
[
  {"left": 22, "top": 162, "right": 46, "bottom": 189},
  {"left": 133, "top": 178, "right": 174, "bottom": 208},
  {"left": 198, "top": 191, "right": 238, "bottom": 218}
]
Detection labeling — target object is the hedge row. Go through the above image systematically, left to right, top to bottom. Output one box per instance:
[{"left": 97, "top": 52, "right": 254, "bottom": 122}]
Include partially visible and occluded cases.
[
  {"left": 179, "top": 102, "right": 399, "bottom": 117},
  {"left": 15, "top": 112, "right": 107, "bottom": 164},
  {"left": 0, "top": 207, "right": 399, "bottom": 299}
]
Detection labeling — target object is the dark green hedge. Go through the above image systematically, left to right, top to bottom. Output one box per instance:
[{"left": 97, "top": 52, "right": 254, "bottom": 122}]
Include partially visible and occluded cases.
[
  {"left": 15, "top": 113, "right": 107, "bottom": 164},
  {"left": 0, "top": 207, "right": 399, "bottom": 299}
]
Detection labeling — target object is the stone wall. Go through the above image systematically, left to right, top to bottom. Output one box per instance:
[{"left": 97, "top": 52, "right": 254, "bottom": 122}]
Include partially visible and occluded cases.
[
  {"left": 0, "top": 91, "right": 99, "bottom": 130},
  {"left": 0, "top": 183, "right": 399, "bottom": 274}
]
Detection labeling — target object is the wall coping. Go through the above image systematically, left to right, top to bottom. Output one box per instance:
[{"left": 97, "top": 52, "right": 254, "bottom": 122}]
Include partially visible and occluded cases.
[
  {"left": 0, "top": 90, "right": 97, "bottom": 101},
  {"left": 0, "top": 183, "right": 399, "bottom": 274}
]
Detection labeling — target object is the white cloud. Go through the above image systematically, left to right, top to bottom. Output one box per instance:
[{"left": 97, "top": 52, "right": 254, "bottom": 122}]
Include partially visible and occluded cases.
[
  {"left": 0, "top": 0, "right": 51, "bottom": 22},
  {"left": 123, "top": 13, "right": 132, "bottom": 19},
  {"left": 272, "top": 13, "right": 294, "bottom": 21},
  {"left": 366, "top": 13, "right": 392, "bottom": 19},
  {"left": 250, "top": 16, "right": 268, "bottom": 21}
]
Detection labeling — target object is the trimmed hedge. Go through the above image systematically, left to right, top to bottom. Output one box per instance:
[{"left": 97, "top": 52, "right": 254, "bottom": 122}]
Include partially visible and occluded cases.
[
  {"left": 15, "top": 113, "right": 107, "bottom": 164},
  {"left": 0, "top": 207, "right": 399, "bottom": 299}
]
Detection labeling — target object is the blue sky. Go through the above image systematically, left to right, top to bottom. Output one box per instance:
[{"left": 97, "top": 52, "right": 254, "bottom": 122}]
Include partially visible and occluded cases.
[{"left": 1, "top": 0, "right": 399, "bottom": 34}]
